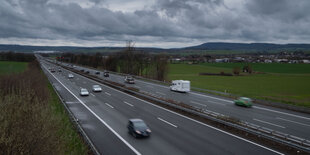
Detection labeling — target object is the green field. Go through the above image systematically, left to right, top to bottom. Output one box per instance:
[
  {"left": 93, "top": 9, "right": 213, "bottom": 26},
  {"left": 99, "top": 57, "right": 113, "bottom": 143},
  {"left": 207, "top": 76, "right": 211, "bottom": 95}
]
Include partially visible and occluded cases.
[
  {"left": 0, "top": 61, "right": 28, "bottom": 75},
  {"left": 168, "top": 63, "right": 310, "bottom": 107},
  {"left": 202, "top": 63, "right": 310, "bottom": 74}
]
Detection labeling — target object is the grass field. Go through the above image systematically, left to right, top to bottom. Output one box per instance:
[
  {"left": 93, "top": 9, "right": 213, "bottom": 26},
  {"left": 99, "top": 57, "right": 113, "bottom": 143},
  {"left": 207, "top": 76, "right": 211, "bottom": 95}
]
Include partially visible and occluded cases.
[
  {"left": 0, "top": 61, "right": 28, "bottom": 75},
  {"left": 168, "top": 63, "right": 310, "bottom": 107},
  {"left": 202, "top": 63, "right": 310, "bottom": 74}
]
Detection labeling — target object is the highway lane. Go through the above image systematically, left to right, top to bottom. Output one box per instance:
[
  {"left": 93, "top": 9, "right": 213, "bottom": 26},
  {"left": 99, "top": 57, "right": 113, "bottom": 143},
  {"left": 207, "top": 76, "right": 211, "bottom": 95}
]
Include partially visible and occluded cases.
[
  {"left": 40, "top": 60, "right": 283, "bottom": 155},
  {"left": 63, "top": 62, "right": 310, "bottom": 140},
  {"left": 41, "top": 63, "right": 137, "bottom": 155}
]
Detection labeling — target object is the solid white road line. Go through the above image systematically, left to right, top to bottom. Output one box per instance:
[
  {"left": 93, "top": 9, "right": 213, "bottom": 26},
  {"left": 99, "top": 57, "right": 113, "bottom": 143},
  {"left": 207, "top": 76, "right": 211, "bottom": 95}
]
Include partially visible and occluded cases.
[
  {"left": 51, "top": 63, "right": 283, "bottom": 155},
  {"left": 42, "top": 64, "right": 141, "bottom": 155},
  {"left": 105, "top": 92, "right": 111, "bottom": 96},
  {"left": 156, "top": 92, "right": 166, "bottom": 96},
  {"left": 190, "top": 92, "right": 233, "bottom": 103},
  {"left": 208, "top": 100, "right": 226, "bottom": 106},
  {"left": 66, "top": 101, "right": 80, "bottom": 104},
  {"left": 124, "top": 101, "right": 134, "bottom": 107},
  {"left": 190, "top": 101, "right": 206, "bottom": 107},
  {"left": 105, "top": 103, "right": 114, "bottom": 109},
  {"left": 253, "top": 106, "right": 310, "bottom": 120},
  {"left": 157, "top": 117, "right": 178, "bottom": 128},
  {"left": 276, "top": 117, "right": 310, "bottom": 127},
  {"left": 253, "top": 119, "right": 285, "bottom": 128}
]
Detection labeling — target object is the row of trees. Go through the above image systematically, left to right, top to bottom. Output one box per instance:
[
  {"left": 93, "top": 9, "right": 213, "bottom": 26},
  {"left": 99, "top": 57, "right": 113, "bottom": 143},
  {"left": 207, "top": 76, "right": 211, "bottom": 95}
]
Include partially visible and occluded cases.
[
  {"left": 61, "top": 42, "right": 169, "bottom": 81},
  {"left": 0, "top": 51, "right": 35, "bottom": 62},
  {"left": 233, "top": 65, "right": 253, "bottom": 75}
]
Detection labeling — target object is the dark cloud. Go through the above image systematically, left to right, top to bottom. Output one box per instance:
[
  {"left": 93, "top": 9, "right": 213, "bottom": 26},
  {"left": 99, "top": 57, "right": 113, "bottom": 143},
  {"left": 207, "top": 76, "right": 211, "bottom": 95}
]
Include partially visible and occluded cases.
[{"left": 0, "top": 0, "right": 310, "bottom": 47}]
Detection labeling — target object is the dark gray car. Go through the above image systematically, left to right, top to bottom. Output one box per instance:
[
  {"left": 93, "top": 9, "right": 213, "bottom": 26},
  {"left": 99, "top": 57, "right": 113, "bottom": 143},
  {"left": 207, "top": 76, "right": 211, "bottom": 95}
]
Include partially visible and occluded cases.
[{"left": 127, "top": 119, "right": 151, "bottom": 138}]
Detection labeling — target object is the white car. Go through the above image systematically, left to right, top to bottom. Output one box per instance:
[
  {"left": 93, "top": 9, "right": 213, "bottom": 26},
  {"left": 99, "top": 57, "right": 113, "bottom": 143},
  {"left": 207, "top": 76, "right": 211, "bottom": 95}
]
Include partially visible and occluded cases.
[
  {"left": 68, "top": 74, "right": 74, "bottom": 78},
  {"left": 124, "top": 76, "right": 135, "bottom": 84},
  {"left": 92, "top": 85, "right": 102, "bottom": 92},
  {"left": 80, "top": 88, "right": 89, "bottom": 96}
]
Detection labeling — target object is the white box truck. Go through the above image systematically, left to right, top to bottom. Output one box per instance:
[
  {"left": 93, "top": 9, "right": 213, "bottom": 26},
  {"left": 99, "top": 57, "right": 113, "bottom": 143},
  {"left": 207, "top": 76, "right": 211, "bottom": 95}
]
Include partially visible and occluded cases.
[{"left": 170, "top": 80, "right": 190, "bottom": 92}]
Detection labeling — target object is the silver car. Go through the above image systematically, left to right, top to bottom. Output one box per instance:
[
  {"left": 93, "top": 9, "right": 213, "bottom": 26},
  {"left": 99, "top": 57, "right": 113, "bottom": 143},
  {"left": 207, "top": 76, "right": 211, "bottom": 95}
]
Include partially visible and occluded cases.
[
  {"left": 68, "top": 74, "right": 74, "bottom": 78},
  {"left": 92, "top": 85, "right": 102, "bottom": 92},
  {"left": 80, "top": 88, "right": 89, "bottom": 96}
]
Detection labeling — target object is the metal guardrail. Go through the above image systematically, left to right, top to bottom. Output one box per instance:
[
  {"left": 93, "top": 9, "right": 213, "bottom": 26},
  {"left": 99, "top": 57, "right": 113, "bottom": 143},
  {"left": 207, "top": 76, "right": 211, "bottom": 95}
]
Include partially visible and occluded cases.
[
  {"left": 40, "top": 63, "right": 100, "bottom": 155},
  {"left": 60, "top": 64, "right": 310, "bottom": 153}
]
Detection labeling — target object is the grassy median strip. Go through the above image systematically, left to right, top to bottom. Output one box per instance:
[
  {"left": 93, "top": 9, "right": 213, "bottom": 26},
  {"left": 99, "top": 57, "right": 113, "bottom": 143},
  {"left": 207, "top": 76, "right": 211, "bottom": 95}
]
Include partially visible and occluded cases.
[{"left": 0, "top": 60, "right": 89, "bottom": 154}]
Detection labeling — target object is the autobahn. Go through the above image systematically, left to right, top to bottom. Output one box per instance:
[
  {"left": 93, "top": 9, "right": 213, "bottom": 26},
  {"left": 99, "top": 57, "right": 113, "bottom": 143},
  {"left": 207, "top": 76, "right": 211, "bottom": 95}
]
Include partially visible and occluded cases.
[
  {"left": 39, "top": 58, "right": 284, "bottom": 155},
  {"left": 58, "top": 60, "right": 310, "bottom": 141}
]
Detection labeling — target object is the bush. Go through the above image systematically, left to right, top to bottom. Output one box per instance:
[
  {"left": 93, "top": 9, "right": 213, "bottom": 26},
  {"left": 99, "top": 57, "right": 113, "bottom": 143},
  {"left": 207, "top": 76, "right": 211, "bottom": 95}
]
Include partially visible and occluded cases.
[
  {"left": 0, "top": 60, "right": 88, "bottom": 154},
  {"left": 233, "top": 67, "right": 240, "bottom": 75}
]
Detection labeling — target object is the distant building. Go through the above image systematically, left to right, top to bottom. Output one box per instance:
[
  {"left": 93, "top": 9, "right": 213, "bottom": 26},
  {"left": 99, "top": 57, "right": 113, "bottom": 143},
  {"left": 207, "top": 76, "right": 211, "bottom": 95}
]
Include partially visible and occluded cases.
[
  {"left": 215, "top": 58, "right": 229, "bottom": 63},
  {"left": 264, "top": 59, "right": 272, "bottom": 63},
  {"left": 274, "top": 59, "right": 288, "bottom": 63},
  {"left": 301, "top": 60, "right": 310, "bottom": 64}
]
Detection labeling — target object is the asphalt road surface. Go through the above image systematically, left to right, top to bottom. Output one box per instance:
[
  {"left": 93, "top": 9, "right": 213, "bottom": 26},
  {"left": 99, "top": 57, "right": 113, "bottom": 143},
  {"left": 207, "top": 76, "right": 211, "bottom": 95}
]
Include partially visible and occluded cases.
[
  {"left": 39, "top": 58, "right": 285, "bottom": 155},
  {"left": 57, "top": 60, "right": 310, "bottom": 141}
]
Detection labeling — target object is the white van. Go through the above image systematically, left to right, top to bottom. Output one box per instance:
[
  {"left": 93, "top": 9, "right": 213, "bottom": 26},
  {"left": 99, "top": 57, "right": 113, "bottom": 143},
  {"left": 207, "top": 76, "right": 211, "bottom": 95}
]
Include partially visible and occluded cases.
[{"left": 170, "top": 80, "right": 190, "bottom": 92}]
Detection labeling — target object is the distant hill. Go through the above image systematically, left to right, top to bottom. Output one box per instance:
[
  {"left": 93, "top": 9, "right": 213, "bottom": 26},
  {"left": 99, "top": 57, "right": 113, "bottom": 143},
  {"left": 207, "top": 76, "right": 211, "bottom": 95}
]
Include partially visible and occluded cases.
[
  {"left": 1, "top": 42, "right": 310, "bottom": 54},
  {"left": 185, "top": 42, "right": 310, "bottom": 51},
  {"left": 0, "top": 44, "right": 123, "bottom": 53}
]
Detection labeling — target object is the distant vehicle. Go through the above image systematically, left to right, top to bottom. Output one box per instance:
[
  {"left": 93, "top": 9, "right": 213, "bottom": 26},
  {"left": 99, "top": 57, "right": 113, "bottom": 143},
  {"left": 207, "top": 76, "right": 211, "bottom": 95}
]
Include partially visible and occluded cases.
[
  {"left": 48, "top": 67, "right": 52, "bottom": 70},
  {"left": 58, "top": 68, "right": 62, "bottom": 72},
  {"left": 51, "top": 69, "right": 56, "bottom": 73},
  {"left": 80, "top": 69, "right": 84, "bottom": 72},
  {"left": 85, "top": 71, "right": 90, "bottom": 74},
  {"left": 95, "top": 71, "right": 100, "bottom": 75},
  {"left": 103, "top": 71, "right": 109, "bottom": 77},
  {"left": 68, "top": 74, "right": 74, "bottom": 78},
  {"left": 125, "top": 76, "right": 135, "bottom": 84},
  {"left": 170, "top": 80, "right": 190, "bottom": 92},
  {"left": 92, "top": 85, "right": 102, "bottom": 92},
  {"left": 80, "top": 88, "right": 89, "bottom": 96},
  {"left": 234, "top": 97, "right": 253, "bottom": 107},
  {"left": 127, "top": 119, "right": 151, "bottom": 138}
]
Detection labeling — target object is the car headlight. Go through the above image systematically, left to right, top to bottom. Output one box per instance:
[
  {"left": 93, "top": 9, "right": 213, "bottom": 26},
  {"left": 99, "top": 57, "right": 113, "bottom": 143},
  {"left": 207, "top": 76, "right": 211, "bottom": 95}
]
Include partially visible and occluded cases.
[
  {"left": 146, "top": 129, "right": 151, "bottom": 133},
  {"left": 135, "top": 130, "right": 141, "bottom": 134}
]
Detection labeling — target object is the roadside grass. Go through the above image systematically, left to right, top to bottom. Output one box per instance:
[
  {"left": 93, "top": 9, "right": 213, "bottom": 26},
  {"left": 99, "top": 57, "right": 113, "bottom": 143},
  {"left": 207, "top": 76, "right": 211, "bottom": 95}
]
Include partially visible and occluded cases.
[
  {"left": 0, "top": 60, "right": 89, "bottom": 154},
  {"left": 0, "top": 61, "right": 28, "bottom": 75},
  {"left": 168, "top": 63, "right": 310, "bottom": 107}
]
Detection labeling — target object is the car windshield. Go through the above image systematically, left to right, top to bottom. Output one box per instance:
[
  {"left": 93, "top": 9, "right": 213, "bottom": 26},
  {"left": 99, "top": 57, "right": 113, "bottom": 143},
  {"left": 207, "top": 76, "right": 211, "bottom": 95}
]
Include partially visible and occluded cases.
[
  {"left": 93, "top": 85, "right": 100, "bottom": 88},
  {"left": 81, "top": 89, "right": 88, "bottom": 92},
  {"left": 240, "top": 97, "right": 251, "bottom": 102},
  {"left": 133, "top": 121, "right": 148, "bottom": 130}
]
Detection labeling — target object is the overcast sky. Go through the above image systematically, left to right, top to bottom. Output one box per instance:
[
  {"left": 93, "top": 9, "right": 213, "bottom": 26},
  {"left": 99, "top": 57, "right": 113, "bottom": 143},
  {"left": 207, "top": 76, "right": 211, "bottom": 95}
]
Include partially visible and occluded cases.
[{"left": 0, "top": 0, "right": 309, "bottom": 48}]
